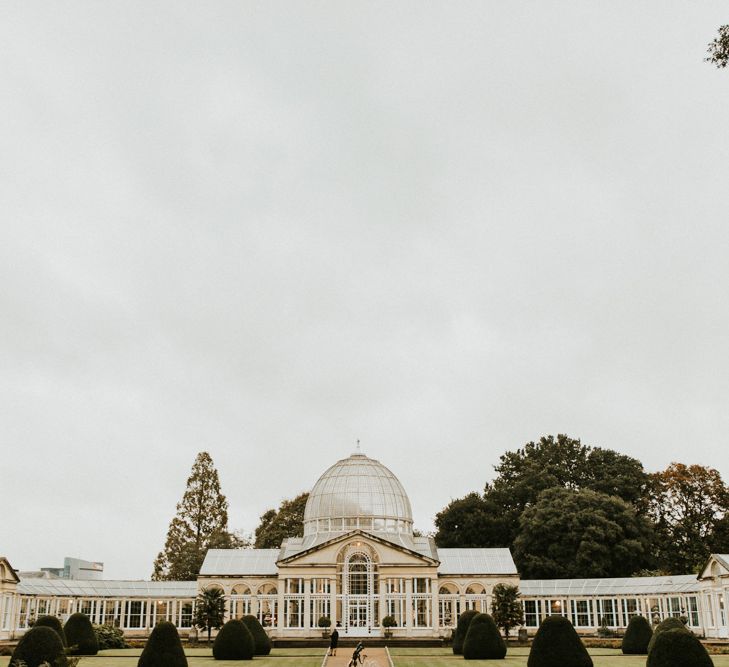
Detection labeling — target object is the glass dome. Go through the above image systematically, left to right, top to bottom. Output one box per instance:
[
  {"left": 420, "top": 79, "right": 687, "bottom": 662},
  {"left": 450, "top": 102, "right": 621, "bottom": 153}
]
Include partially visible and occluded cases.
[{"left": 303, "top": 451, "right": 413, "bottom": 538}]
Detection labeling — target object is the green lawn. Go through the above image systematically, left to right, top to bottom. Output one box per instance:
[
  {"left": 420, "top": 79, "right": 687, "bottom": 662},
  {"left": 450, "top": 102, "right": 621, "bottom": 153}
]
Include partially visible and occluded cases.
[
  {"left": 389, "top": 646, "right": 729, "bottom": 667},
  {"left": 0, "top": 648, "right": 325, "bottom": 667}
]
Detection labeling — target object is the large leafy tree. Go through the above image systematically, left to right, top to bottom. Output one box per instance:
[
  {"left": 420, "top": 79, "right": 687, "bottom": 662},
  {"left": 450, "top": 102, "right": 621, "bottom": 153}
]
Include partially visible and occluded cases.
[
  {"left": 706, "top": 25, "right": 729, "bottom": 69},
  {"left": 434, "top": 434, "right": 648, "bottom": 549},
  {"left": 153, "top": 452, "right": 241, "bottom": 580},
  {"left": 647, "top": 463, "right": 729, "bottom": 573},
  {"left": 513, "top": 487, "right": 653, "bottom": 578},
  {"left": 254, "top": 492, "right": 309, "bottom": 548},
  {"left": 434, "top": 493, "right": 510, "bottom": 548}
]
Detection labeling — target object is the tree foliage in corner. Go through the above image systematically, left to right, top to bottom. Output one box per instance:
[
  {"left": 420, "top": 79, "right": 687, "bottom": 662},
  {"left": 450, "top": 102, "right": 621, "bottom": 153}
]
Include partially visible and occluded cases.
[
  {"left": 706, "top": 25, "right": 729, "bottom": 69},
  {"left": 153, "top": 452, "right": 242, "bottom": 581},
  {"left": 646, "top": 462, "right": 729, "bottom": 574},
  {"left": 254, "top": 492, "right": 309, "bottom": 548},
  {"left": 491, "top": 584, "right": 524, "bottom": 639}
]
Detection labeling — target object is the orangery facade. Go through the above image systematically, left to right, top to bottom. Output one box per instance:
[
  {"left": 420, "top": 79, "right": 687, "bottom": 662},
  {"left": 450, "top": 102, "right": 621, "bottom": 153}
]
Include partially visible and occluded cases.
[{"left": 2, "top": 452, "right": 728, "bottom": 640}]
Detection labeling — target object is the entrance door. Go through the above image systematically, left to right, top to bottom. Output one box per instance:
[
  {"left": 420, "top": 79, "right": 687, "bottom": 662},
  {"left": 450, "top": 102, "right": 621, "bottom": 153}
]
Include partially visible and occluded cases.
[{"left": 346, "top": 598, "right": 370, "bottom": 635}]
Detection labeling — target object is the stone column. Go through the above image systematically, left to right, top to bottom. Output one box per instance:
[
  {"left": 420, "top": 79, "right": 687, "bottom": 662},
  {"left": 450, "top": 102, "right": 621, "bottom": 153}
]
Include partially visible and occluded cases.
[
  {"left": 303, "top": 577, "right": 311, "bottom": 632},
  {"left": 330, "top": 577, "right": 337, "bottom": 628},
  {"left": 431, "top": 578, "right": 439, "bottom": 631},
  {"left": 405, "top": 579, "right": 413, "bottom": 635},
  {"left": 277, "top": 583, "right": 285, "bottom": 633}
]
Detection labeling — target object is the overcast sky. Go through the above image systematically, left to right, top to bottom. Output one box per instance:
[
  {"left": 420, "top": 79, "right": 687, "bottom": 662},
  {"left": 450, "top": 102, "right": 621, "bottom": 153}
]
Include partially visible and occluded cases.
[{"left": 1, "top": 2, "right": 728, "bottom": 579}]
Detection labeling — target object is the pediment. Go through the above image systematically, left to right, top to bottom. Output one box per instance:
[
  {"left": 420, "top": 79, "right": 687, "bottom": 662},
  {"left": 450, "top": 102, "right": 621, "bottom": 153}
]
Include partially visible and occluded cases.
[
  {"left": 277, "top": 530, "right": 439, "bottom": 567},
  {"left": 699, "top": 554, "right": 729, "bottom": 580},
  {"left": 0, "top": 556, "right": 20, "bottom": 585}
]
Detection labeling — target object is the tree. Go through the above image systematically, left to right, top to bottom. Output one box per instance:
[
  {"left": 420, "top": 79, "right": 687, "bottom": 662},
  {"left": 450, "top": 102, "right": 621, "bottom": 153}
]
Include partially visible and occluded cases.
[
  {"left": 706, "top": 25, "right": 729, "bottom": 69},
  {"left": 485, "top": 434, "right": 648, "bottom": 546},
  {"left": 153, "top": 452, "right": 242, "bottom": 581},
  {"left": 646, "top": 463, "right": 729, "bottom": 573},
  {"left": 513, "top": 487, "right": 653, "bottom": 579},
  {"left": 254, "top": 492, "right": 309, "bottom": 548},
  {"left": 434, "top": 493, "right": 510, "bottom": 548},
  {"left": 491, "top": 584, "right": 524, "bottom": 639},
  {"left": 195, "top": 587, "right": 226, "bottom": 643},
  {"left": 452, "top": 609, "right": 479, "bottom": 655},
  {"left": 63, "top": 613, "right": 98, "bottom": 655},
  {"left": 463, "top": 613, "right": 507, "bottom": 660},
  {"left": 33, "top": 615, "right": 66, "bottom": 646},
  {"left": 241, "top": 615, "right": 272, "bottom": 656},
  {"left": 527, "top": 615, "right": 592, "bottom": 667},
  {"left": 621, "top": 615, "right": 652, "bottom": 654},
  {"left": 212, "top": 619, "right": 254, "bottom": 660},
  {"left": 138, "top": 620, "right": 187, "bottom": 667},
  {"left": 9, "top": 626, "right": 67, "bottom": 667},
  {"left": 647, "top": 628, "right": 712, "bottom": 667}
]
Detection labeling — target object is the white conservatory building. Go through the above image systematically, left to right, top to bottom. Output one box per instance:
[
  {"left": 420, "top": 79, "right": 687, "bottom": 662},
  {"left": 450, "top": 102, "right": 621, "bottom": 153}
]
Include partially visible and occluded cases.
[{"left": 2, "top": 451, "right": 729, "bottom": 641}]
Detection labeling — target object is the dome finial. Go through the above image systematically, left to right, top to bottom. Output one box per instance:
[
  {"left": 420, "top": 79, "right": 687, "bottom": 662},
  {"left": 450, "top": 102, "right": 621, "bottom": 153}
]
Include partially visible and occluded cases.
[{"left": 354, "top": 439, "right": 362, "bottom": 455}]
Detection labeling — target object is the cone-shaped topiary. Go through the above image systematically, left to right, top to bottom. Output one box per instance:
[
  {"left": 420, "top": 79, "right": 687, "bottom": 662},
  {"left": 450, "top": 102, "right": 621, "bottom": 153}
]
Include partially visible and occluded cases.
[
  {"left": 453, "top": 609, "right": 479, "bottom": 655},
  {"left": 64, "top": 612, "right": 98, "bottom": 655},
  {"left": 463, "top": 613, "right": 507, "bottom": 660},
  {"left": 33, "top": 615, "right": 67, "bottom": 646},
  {"left": 242, "top": 615, "right": 272, "bottom": 656},
  {"left": 527, "top": 615, "right": 593, "bottom": 667},
  {"left": 621, "top": 615, "right": 652, "bottom": 654},
  {"left": 647, "top": 617, "right": 690, "bottom": 654},
  {"left": 212, "top": 619, "right": 254, "bottom": 661},
  {"left": 138, "top": 621, "right": 188, "bottom": 667},
  {"left": 10, "top": 625, "right": 68, "bottom": 667},
  {"left": 647, "top": 628, "right": 713, "bottom": 667}
]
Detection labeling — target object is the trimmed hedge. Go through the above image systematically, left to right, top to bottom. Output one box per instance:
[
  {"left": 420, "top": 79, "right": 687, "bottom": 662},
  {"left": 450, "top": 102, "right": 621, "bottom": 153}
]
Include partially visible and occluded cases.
[
  {"left": 453, "top": 609, "right": 479, "bottom": 655},
  {"left": 64, "top": 612, "right": 98, "bottom": 655},
  {"left": 463, "top": 613, "right": 507, "bottom": 660},
  {"left": 33, "top": 615, "right": 67, "bottom": 646},
  {"left": 242, "top": 615, "right": 272, "bottom": 656},
  {"left": 527, "top": 615, "right": 593, "bottom": 667},
  {"left": 622, "top": 615, "right": 653, "bottom": 654},
  {"left": 647, "top": 617, "right": 690, "bottom": 654},
  {"left": 212, "top": 619, "right": 254, "bottom": 661},
  {"left": 138, "top": 621, "right": 187, "bottom": 667},
  {"left": 94, "top": 623, "right": 127, "bottom": 649},
  {"left": 10, "top": 625, "right": 67, "bottom": 667},
  {"left": 647, "top": 628, "right": 713, "bottom": 667}
]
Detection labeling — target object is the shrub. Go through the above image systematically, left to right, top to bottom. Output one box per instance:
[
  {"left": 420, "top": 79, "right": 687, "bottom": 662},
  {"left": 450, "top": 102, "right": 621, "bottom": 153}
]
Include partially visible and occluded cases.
[
  {"left": 452, "top": 609, "right": 479, "bottom": 655},
  {"left": 63, "top": 613, "right": 98, "bottom": 655},
  {"left": 463, "top": 613, "right": 507, "bottom": 660},
  {"left": 241, "top": 615, "right": 271, "bottom": 656},
  {"left": 382, "top": 615, "right": 397, "bottom": 628},
  {"left": 527, "top": 615, "right": 593, "bottom": 667},
  {"left": 622, "top": 615, "right": 653, "bottom": 654},
  {"left": 33, "top": 616, "right": 66, "bottom": 646},
  {"left": 318, "top": 616, "right": 331, "bottom": 628},
  {"left": 647, "top": 617, "right": 690, "bottom": 654},
  {"left": 212, "top": 619, "right": 254, "bottom": 661},
  {"left": 137, "top": 621, "right": 187, "bottom": 667},
  {"left": 94, "top": 624, "right": 127, "bottom": 650},
  {"left": 9, "top": 625, "right": 67, "bottom": 667},
  {"left": 647, "top": 628, "right": 713, "bottom": 667}
]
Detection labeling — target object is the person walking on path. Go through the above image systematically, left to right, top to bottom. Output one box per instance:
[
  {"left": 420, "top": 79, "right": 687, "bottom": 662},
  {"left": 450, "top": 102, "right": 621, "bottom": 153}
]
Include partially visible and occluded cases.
[{"left": 329, "top": 627, "right": 339, "bottom": 656}]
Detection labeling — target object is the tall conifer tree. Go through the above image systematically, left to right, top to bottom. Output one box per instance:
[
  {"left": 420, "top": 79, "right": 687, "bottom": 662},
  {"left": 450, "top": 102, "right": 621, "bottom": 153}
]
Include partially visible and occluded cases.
[{"left": 153, "top": 452, "right": 239, "bottom": 580}]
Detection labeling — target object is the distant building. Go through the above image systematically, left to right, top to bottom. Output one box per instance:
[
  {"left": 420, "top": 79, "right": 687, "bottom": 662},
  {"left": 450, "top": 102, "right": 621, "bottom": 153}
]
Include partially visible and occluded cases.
[{"left": 41, "top": 558, "right": 104, "bottom": 581}]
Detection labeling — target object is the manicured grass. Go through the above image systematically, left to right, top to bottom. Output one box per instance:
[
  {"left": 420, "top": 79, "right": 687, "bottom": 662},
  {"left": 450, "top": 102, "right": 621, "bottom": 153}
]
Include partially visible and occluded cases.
[
  {"left": 389, "top": 646, "right": 729, "bottom": 667},
  {"left": 0, "top": 648, "right": 325, "bottom": 667}
]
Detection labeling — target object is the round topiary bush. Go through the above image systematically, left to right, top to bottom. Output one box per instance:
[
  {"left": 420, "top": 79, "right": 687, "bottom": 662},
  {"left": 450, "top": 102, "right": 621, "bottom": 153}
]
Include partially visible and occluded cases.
[
  {"left": 453, "top": 609, "right": 479, "bottom": 655},
  {"left": 64, "top": 612, "right": 98, "bottom": 655},
  {"left": 463, "top": 613, "right": 507, "bottom": 660},
  {"left": 33, "top": 615, "right": 67, "bottom": 646},
  {"left": 242, "top": 615, "right": 272, "bottom": 656},
  {"left": 527, "top": 615, "right": 593, "bottom": 667},
  {"left": 622, "top": 615, "right": 652, "bottom": 654},
  {"left": 647, "top": 617, "right": 690, "bottom": 654},
  {"left": 212, "top": 619, "right": 254, "bottom": 661},
  {"left": 138, "top": 621, "right": 188, "bottom": 667},
  {"left": 10, "top": 625, "right": 68, "bottom": 667},
  {"left": 647, "top": 628, "right": 713, "bottom": 667}
]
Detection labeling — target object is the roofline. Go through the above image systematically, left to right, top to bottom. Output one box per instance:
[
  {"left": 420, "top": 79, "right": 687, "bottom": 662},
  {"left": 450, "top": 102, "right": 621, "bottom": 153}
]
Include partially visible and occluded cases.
[
  {"left": 277, "top": 529, "right": 440, "bottom": 566},
  {"left": 698, "top": 553, "right": 729, "bottom": 580},
  {"left": 0, "top": 557, "right": 20, "bottom": 584}
]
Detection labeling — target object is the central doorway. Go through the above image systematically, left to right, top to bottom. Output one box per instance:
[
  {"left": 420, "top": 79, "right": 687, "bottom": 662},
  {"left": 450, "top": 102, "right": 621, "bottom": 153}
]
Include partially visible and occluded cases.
[{"left": 343, "top": 550, "right": 375, "bottom": 635}]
